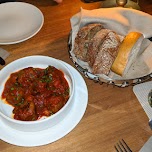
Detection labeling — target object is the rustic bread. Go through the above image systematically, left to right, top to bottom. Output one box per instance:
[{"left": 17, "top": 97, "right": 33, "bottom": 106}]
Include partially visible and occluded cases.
[
  {"left": 73, "top": 23, "right": 103, "bottom": 61},
  {"left": 87, "top": 29, "right": 111, "bottom": 67},
  {"left": 92, "top": 31, "right": 122, "bottom": 75},
  {"left": 111, "top": 32, "right": 143, "bottom": 76}
]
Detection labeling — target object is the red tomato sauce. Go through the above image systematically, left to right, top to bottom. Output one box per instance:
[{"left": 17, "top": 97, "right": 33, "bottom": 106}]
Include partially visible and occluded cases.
[{"left": 1, "top": 66, "right": 70, "bottom": 121}]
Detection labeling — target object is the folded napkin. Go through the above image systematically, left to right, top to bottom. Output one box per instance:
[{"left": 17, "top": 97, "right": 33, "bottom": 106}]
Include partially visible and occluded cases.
[
  {"left": 70, "top": 7, "right": 152, "bottom": 80},
  {"left": 133, "top": 81, "right": 152, "bottom": 127},
  {"left": 139, "top": 136, "right": 152, "bottom": 152}
]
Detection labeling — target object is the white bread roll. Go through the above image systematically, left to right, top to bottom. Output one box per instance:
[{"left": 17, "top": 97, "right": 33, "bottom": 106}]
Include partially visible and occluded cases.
[{"left": 111, "top": 32, "right": 144, "bottom": 76}]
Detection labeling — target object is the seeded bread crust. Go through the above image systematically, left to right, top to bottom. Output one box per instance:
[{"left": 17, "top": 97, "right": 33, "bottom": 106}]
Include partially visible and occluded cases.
[
  {"left": 73, "top": 23, "right": 103, "bottom": 61},
  {"left": 87, "top": 29, "right": 111, "bottom": 67},
  {"left": 92, "top": 31, "right": 122, "bottom": 75}
]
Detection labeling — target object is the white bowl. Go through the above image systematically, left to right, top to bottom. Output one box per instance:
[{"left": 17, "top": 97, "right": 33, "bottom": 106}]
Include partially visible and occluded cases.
[{"left": 0, "top": 55, "right": 75, "bottom": 132}]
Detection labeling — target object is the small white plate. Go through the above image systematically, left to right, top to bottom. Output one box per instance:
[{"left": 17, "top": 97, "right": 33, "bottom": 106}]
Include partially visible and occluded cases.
[
  {"left": 0, "top": 2, "right": 44, "bottom": 45},
  {"left": 0, "top": 61, "right": 88, "bottom": 147}
]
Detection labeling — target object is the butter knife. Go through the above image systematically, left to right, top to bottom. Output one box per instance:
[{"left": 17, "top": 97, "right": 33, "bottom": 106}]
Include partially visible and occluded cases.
[
  {"left": 0, "top": 48, "right": 10, "bottom": 65},
  {"left": 0, "top": 57, "right": 5, "bottom": 65}
]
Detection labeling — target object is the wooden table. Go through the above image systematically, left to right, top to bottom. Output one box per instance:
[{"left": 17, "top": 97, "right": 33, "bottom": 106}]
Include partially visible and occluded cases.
[{"left": 0, "top": 0, "right": 152, "bottom": 151}]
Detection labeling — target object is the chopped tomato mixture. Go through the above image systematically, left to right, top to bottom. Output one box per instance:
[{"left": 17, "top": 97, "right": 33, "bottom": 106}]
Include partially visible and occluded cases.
[{"left": 1, "top": 66, "right": 70, "bottom": 121}]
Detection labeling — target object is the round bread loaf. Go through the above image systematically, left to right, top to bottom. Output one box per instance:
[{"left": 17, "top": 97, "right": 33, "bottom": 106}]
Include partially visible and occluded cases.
[{"left": 111, "top": 32, "right": 143, "bottom": 76}]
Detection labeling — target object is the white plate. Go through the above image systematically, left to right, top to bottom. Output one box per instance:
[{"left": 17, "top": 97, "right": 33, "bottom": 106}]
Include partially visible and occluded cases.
[
  {"left": 0, "top": 2, "right": 44, "bottom": 44},
  {"left": 0, "top": 62, "right": 88, "bottom": 147}
]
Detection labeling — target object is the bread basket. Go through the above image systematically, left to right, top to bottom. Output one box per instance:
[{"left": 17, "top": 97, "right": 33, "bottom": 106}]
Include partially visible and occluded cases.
[{"left": 68, "top": 31, "right": 152, "bottom": 87}]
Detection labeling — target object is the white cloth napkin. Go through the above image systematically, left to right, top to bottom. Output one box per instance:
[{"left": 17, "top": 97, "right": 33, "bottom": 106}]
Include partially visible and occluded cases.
[
  {"left": 70, "top": 7, "right": 152, "bottom": 80},
  {"left": 139, "top": 136, "right": 152, "bottom": 152}
]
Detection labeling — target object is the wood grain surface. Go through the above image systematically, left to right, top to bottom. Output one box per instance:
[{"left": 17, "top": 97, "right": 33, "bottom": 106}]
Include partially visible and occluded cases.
[{"left": 0, "top": 0, "right": 152, "bottom": 151}]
